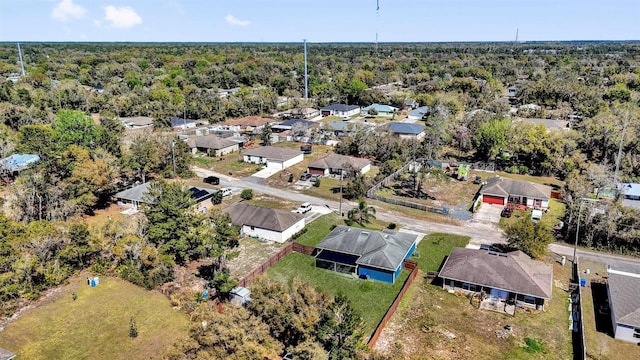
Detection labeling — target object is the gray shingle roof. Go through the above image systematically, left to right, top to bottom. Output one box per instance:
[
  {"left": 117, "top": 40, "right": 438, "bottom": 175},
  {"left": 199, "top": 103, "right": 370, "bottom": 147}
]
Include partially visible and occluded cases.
[
  {"left": 321, "top": 104, "right": 360, "bottom": 112},
  {"left": 120, "top": 116, "right": 154, "bottom": 127},
  {"left": 517, "top": 118, "right": 569, "bottom": 131},
  {"left": 385, "top": 122, "right": 426, "bottom": 135},
  {"left": 188, "top": 135, "right": 238, "bottom": 150},
  {"left": 243, "top": 146, "right": 303, "bottom": 161},
  {"left": 308, "top": 154, "right": 371, "bottom": 172},
  {"left": 480, "top": 176, "right": 552, "bottom": 200},
  {"left": 114, "top": 182, "right": 152, "bottom": 202},
  {"left": 225, "top": 203, "right": 305, "bottom": 232},
  {"left": 315, "top": 226, "right": 417, "bottom": 271},
  {"left": 438, "top": 248, "right": 553, "bottom": 299},
  {"left": 607, "top": 264, "right": 640, "bottom": 327},
  {"left": 0, "top": 348, "right": 16, "bottom": 360}
]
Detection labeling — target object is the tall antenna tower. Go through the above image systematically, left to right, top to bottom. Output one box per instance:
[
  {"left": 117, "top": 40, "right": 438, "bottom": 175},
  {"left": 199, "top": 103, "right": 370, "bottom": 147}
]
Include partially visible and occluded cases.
[
  {"left": 375, "top": 0, "right": 380, "bottom": 53},
  {"left": 514, "top": 28, "right": 519, "bottom": 44},
  {"left": 303, "top": 39, "right": 308, "bottom": 100},
  {"left": 17, "top": 43, "right": 26, "bottom": 76}
]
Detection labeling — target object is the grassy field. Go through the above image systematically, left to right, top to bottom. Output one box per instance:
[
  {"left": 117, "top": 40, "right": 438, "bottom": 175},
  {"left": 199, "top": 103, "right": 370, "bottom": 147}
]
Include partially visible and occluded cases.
[
  {"left": 413, "top": 233, "right": 471, "bottom": 272},
  {"left": 266, "top": 252, "right": 409, "bottom": 336},
  {"left": 374, "top": 258, "right": 573, "bottom": 359},
  {"left": 578, "top": 259, "right": 640, "bottom": 360},
  {"left": 0, "top": 275, "right": 189, "bottom": 360}
]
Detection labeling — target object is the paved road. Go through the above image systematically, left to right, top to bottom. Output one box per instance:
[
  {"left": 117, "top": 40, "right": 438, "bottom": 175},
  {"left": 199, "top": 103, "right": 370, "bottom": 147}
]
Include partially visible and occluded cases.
[
  {"left": 193, "top": 166, "right": 506, "bottom": 244},
  {"left": 549, "top": 243, "right": 640, "bottom": 268}
]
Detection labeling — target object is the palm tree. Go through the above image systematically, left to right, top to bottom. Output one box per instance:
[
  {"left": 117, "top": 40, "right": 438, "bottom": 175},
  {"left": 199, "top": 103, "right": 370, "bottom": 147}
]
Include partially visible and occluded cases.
[{"left": 347, "top": 200, "right": 376, "bottom": 226}]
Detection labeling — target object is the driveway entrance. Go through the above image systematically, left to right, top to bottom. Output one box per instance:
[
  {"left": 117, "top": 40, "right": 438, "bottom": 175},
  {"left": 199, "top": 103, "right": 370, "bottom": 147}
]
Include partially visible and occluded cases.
[{"left": 474, "top": 203, "right": 503, "bottom": 224}]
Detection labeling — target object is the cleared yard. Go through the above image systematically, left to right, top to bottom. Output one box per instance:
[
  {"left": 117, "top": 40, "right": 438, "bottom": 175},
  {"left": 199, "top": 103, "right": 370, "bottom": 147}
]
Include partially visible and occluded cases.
[
  {"left": 413, "top": 233, "right": 471, "bottom": 272},
  {"left": 226, "top": 237, "right": 289, "bottom": 278},
  {"left": 265, "top": 252, "right": 410, "bottom": 336},
  {"left": 373, "top": 258, "right": 574, "bottom": 359},
  {"left": 0, "top": 275, "right": 189, "bottom": 360}
]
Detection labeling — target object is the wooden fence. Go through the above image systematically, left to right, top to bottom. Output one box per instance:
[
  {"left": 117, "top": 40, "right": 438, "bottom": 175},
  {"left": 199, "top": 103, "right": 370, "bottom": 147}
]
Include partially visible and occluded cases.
[
  {"left": 237, "top": 242, "right": 315, "bottom": 287},
  {"left": 367, "top": 259, "right": 420, "bottom": 349}
]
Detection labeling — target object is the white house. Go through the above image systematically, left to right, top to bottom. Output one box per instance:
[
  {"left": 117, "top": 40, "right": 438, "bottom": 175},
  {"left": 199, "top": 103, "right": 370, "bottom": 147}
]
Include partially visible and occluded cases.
[
  {"left": 320, "top": 104, "right": 361, "bottom": 118},
  {"left": 120, "top": 116, "right": 154, "bottom": 129},
  {"left": 243, "top": 146, "right": 303, "bottom": 170},
  {"left": 225, "top": 203, "right": 306, "bottom": 243},
  {"left": 607, "top": 264, "right": 640, "bottom": 343}
]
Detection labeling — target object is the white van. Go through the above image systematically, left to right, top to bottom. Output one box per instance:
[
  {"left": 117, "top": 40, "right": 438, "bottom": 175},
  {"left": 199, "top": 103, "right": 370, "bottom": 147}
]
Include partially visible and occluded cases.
[
  {"left": 220, "top": 188, "right": 233, "bottom": 197},
  {"left": 294, "top": 202, "right": 312, "bottom": 214},
  {"left": 531, "top": 209, "right": 543, "bottom": 222}
]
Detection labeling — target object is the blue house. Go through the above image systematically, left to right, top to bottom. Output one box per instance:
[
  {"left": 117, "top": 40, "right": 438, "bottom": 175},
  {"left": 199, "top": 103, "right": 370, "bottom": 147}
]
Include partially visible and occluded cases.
[
  {"left": 360, "top": 103, "right": 399, "bottom": 117},
  {"left": 0, "top": 153, "right": 40, "bottom": 174},
  {"left": 314, "top": 226, "right": 418, "bottom": 283}
]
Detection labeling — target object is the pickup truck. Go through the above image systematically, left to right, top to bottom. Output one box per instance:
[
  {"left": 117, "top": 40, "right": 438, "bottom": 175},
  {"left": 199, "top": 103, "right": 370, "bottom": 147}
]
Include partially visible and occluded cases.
[{"left": 294, "top": 202, "right": 312, "bottom": 214}]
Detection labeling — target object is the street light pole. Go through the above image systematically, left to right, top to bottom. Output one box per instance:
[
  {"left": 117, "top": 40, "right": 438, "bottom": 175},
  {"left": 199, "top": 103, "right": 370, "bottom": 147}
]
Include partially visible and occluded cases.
[{"left": 573, "top": 198, "right": 599, "bottom": 263}]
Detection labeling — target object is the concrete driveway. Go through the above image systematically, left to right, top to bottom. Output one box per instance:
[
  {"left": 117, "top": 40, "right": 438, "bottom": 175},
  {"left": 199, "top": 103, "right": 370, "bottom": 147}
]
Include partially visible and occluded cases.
[{"left": 473, "top": 203, "right": 503, "bottom": 224}]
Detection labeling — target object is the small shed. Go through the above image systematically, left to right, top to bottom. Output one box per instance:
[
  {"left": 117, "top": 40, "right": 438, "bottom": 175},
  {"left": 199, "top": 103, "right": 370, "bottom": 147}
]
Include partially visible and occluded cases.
[{"left": 230, "top": 286, "right": 252, "bottom": 306}]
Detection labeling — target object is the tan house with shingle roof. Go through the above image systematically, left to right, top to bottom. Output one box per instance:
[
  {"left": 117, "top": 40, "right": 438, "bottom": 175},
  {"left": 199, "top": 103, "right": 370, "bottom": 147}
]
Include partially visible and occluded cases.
[
  {"left": 187, "top": 135, "right": 239, "bottom": 156},
  {"left": 307, "top": 153, "right": 371, "bottom": 176},
  {"left": 480, "top": 176, "right": 552, "bottom": 210},
  {"left": 225, "top": 203, "right": 305, "bottom": 243},
  {"left": 439, "top": 247, "right": 553, "bottom": 310}
]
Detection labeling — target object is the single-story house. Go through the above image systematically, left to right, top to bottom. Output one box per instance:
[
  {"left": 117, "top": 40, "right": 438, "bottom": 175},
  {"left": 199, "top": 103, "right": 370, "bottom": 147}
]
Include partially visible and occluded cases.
[
  {"left": 216, "top": 87, "right": 240, "bottom": 99},
  {"left": 404, "top": 99, "right": 419, "bottom": 110},
  {"left": 361, "top": 103, "right": 399, "bottom": 117},
  {"left": 320, "top": 104, "right": 360, "bottom": 118},
  {"left": 407, "top": 106, "right": 433, "bottom": 120},
  {"left": 291, "top": 107, "right": 320, "bottom": 119},
  {"left": 120, "top": 116, "right": 154, "bottom": 129},
  {"left": 224, "top": 116, "right": 276, "bottom": 134},
  {"left": 171, "top": 118, "right": 197, "bottom": 129},
  {"left": 272, "top": 118, "right": 317, "bottom": 134},
  {"left": 516, "top": 118, "right": 570, "bottom": 132},
  {"left": 323, "top": 121, "right": 352, "bottom": 138},
  {"left": 382, "top": 122, "right": 426, "bottom": 140},
  {"left": 187, "top": 135, "right": 239, "bottom": 157},
  {"left": 243, "top": 146, "right": 304, "bottom": 170},
  {"left": 0, "top": 153, "right": 40, "bottom": 174},
  {"left": 307, "top": 153, "right": 371, "bottom": 176},
  {"left": 479, "top": 176, "right": 552, "bottom": 210},
  {"left": 115, "top": 182, "right": 217, "bottom": 210},
  {"left": 619, "top": 183, "right": 640, "bottom": 209},
  {"left": 225, "top": 203, "right": 305, "bottom": 243},
  {"left": 314, "top": 226, "right": 418, "bottom": 284},
  {"left": 439, "top": 248, "right": 553, "bottom": 310},
  {"left": 606, "top": 264, "right": 640, "bottom": 343},
  {"left": 0, "top": 347, "right": 16, "bottom": 360}
]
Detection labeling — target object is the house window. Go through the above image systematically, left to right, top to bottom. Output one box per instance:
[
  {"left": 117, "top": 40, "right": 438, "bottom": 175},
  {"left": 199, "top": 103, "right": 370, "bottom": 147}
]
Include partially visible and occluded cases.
[
  {"left": 250, "top": 226, "right": 255, "bottom": 230},
  {"left": 462, "top": 283, "right": 476, "bottom": 291},
  {"left": 523, "top": 295, "right": 536, "bottom": 304}
]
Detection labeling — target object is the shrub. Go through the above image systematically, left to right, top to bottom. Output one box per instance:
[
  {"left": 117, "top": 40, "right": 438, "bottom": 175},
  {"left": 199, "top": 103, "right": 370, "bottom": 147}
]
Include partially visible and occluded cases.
[
  {"left": 506, "top": 165, "right": 519, "bottom": 174},
  {"left": 518, "top": 165, "right": 530, "bottom": 175},
  {"left": 288, "top": 173, "right": 294, "bottom": 183},
  {"left": 313, "top": 177, "right": 321, "bottom": 187},
  {"left": 240, "top": 189, "right": 253, "bottom": 200},
  {"left": 387, "top": 222, "right": 397, "bottom": 229},
  {"left": 291, "top": 228, "right": 308, "bottom": 240},
  {"left": 129, "top": 317, "right": 138, "bottom": 338},
  {"left": 523, "top": 337, "right": 543, "bottom": 353}
]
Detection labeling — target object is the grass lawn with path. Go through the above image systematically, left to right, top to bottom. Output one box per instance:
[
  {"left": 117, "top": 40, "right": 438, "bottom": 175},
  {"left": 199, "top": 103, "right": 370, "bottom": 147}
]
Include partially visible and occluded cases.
[
  {"left": 266, "top": 252, "right": 410, "bottom": 336},
  {"left": 0, "top": 275, "right": 189, "bottom": 360}
]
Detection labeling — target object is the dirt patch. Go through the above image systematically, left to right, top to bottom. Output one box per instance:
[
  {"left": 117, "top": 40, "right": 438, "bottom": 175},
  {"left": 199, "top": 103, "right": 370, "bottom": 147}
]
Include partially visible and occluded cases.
[{"left": 226, "top": 238, "right": 289, "bottom": 278}]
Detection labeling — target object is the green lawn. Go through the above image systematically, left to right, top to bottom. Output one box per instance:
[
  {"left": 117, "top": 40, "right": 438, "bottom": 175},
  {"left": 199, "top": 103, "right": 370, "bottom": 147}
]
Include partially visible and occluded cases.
[
  {"left": 413, "top": 233, "right": 471, "bottom": 272},
  {"left": 266, "top": 252, "right": 409, "bottom": 336},
  {"left": 0, "top": 275, "right": 190, "bottom": 360}
]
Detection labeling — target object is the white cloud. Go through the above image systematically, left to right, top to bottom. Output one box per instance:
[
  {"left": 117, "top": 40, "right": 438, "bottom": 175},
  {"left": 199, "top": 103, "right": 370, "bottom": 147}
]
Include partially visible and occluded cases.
[
  {"left": 51, "top": 0, "right": 86, "bottom": 21},
  {"left": 104, "top": 5, "right": 142, "bottom": 29},
  {"left": 225, "top": 14, "right": 250, "bottom": 27}
]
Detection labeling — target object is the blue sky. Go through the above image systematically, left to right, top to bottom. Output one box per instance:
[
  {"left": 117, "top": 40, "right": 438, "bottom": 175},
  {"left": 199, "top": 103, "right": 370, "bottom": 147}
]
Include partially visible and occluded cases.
[{"left": 1, "top": 0, "right": 638, "bottom": 42}]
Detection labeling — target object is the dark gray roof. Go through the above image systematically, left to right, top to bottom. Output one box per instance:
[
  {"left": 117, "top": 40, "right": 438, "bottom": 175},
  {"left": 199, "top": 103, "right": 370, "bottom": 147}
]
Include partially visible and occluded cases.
[
  {"left": 321, "top": 103, "right": 360, "bottom": 112},
  {"left": 408, "top": 106, "right": 433, "bottom": 119},
  {"left": 279, "top": 118, "right": 316, "bottom": 128},
  {"left": 385, "top": 122, "right": 426, "bottom": 135},
  {"left": 188, "top": 135, "right": 238, "bottom": 150},
  {"left": 243, "top": 146, "right": 303, "bottom": 161},
  {"left": 308, "top": 154, "right": 370, "bottom": 171},
  {"left": 480, "top": 176, "right": 552, "bottom": 200},
  {"left": 225, "top": 203, "right": 305, "bottom": 232},
  {"left": 315, "top": 226, "right": 417, "bottom": 271},
  {"left": 438, "top": 248, "right": 553, "bottom": 299},
  {"left": 607, "top": 264, "right": 640, "bottom": 327},
  {"left": 0, "top": 348, "right": 16, "bottom": 360}
]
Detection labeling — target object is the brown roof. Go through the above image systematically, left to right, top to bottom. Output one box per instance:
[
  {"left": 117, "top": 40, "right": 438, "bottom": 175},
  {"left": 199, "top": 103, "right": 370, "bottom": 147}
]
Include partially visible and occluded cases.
[
  {"left": 224, "top": 116, "right": 274, "bottom": 127},
  {"left": 188, "top": 135, "right": 238, "bottom": 150},
  {"left": 243, "top": 146, "right": 303, "bottom": 161},
  {"left": 308, "top": 153, "right": 371, "bottom": 171},
  {"left": 480, "top": 176, "right": 552, "bottom": 200},
  {"left": 225, "top": 203, "right": 304, "bottom": 232},
  {"left": 438, "top": 248, "right": 553, "bottom": 299}
]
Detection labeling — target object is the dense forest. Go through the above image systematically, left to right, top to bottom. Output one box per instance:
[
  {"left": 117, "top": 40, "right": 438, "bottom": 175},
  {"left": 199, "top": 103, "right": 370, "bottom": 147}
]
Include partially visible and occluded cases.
[{"left": 0, "top": 42, "right": 639, "bottom": 357}]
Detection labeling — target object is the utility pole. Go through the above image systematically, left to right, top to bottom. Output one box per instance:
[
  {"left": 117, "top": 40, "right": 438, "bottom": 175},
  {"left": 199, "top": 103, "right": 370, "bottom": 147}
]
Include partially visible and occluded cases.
[
  {"left": 303, "top": 39, "right": 308, "bottom": 100},
  {"left": 17, "top": 43, "right": 26, "bottom": 76},
  {"left": 613, "top": 106, "right": 630, "bottom": 189},
  {"left": 171, "top": 140, "right": 177, "bottom": 178},
  {"left": 339, "top": 171, "right": 343, "bottom": 217},
  {"left": 573, "top": 198, "right": 599, "bottom": 264}
]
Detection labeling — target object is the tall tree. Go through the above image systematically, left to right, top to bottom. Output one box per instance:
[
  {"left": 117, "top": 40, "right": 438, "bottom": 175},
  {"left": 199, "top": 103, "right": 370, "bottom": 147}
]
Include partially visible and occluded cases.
[
  {"left": 347, "top": 200, "right": 376, "bottom": 226},
  {"left": 506, "top": 213, "right": 554, "bottom": 258}
]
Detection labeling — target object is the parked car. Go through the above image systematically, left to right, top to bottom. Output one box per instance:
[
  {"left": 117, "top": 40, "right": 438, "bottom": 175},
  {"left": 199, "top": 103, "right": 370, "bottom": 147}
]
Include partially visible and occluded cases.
[
  {"left": 300, "top": 172, "right": 312, "bottom": 181},
  {"left": 310, "top": 174, "right": 321, "bottom": 182},
  {"left": 473, "top": 175, "right": 482, "bottom": 184},
  {"left": 203, "top": 176, "right": 220, "bottom": 185},
  {"left": 220, "top": 188, "right": 233, "bottom": 197},
  {"left": 294, "top": 202, "right": 312, "bottom": 214},
  {"left": 501, "top": 207, "right": 513, "bottom": 218}
]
